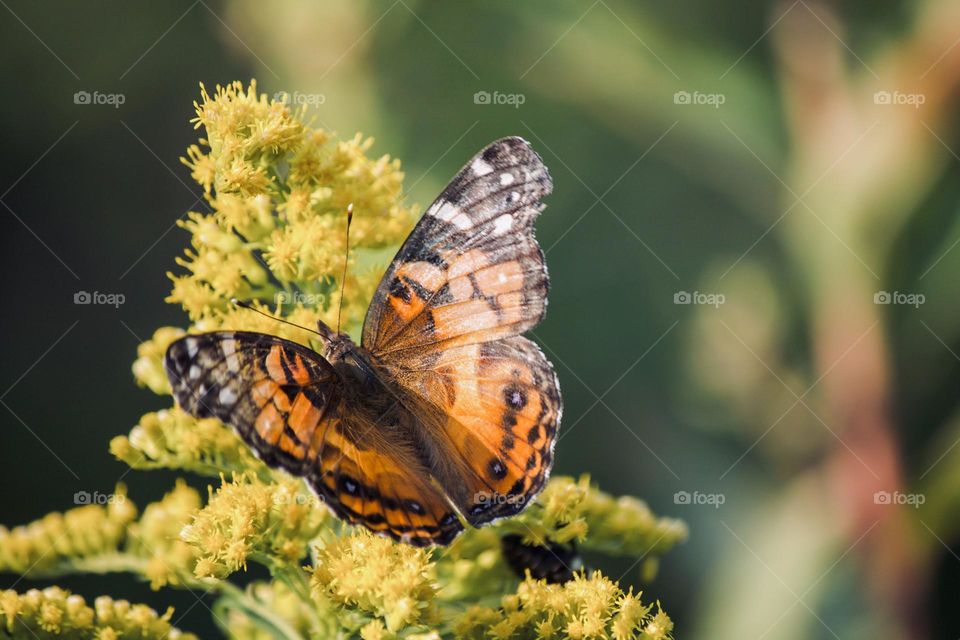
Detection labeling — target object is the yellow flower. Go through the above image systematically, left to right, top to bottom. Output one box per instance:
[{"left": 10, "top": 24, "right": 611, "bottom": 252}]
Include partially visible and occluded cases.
[
  {"left": 160, "top": 80, "right": 415, "bottom": 340},
  {"left": 181, "top": 144, "right": 216, "bottom": 193},
  {"left": 131, "top": 326, "right": 185, "bottom": 395},
  {"left": 110, "top": 407, "right": 264, "bottom": 477},
  {"left": 181, "top": 473, "right": 324, "bottom": 579},
  {"left": 500, "top": 475, "right": 688, "bottom": 563},
  {"left": 126, "top": 480, "right": 201, "bottom": 590},
  {"left": 0, "top": 486, "right": 135, "bottom": 575},
  {"left": 310, "top": 529, "right": 437, "bottom": 632},
  {"left": 455, "top": 572, "right": 673, "bottom": 640},
  {"left": 0, "top": 587, "right": 196, "bottom": 639}
]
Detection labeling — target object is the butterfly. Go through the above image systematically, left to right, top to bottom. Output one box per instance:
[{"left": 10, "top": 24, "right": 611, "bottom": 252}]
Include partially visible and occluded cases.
[{"left": 165, "top": 137, "right": 561, "bottom": 546}]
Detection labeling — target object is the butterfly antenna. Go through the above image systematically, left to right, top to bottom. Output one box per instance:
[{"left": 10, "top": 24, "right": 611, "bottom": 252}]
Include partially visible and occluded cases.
[
  {"left": 336, "top": 203, "right": 354, "bottom": 334},
  {"left": 230, "top": 298, "right": 322, "bottom": 336}
]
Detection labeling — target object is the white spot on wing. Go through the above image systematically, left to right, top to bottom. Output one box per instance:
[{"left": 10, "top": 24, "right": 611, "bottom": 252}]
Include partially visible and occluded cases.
[
  {"left": 471, "top": 158, "right": 494, "bottom": 176},
  {"left": 499, "top": 172, "right": 515, "bottom": 186},
  {"left": 429, "top": 201, "right": 460, "bottom": 222},
  {"left": 451, "top": 213, "right": 473, "bottom": 230},
  {"left": 493, "top": 214, "right": 513, "bottom": 235},
  {"left": 186, "top": 338, "right": 199, "bottom": 357},
  {"left": 222, "top": 338, "right": 240, "bottom": 373},
  {"left": 189, "top": 365, "right": 201, "bottom": 380},
  {"left": 219, "top": 387, "right": 238, "bottom": 406}
]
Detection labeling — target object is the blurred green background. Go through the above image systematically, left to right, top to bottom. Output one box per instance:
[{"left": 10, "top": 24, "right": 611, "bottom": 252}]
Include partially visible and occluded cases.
[{"left": 2, "top": 1, "right": 960, "bottom": 638}]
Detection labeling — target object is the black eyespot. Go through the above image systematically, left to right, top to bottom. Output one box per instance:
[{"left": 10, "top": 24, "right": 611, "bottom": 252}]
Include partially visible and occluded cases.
[
  {"left": 504, "top": 384, "right": 527, "bottom": 410},
  {"left": 489, "top": 458, "right": 507, "bottom": 480},
  {"left": 339, "top": 475, "right": 360, "bottom": 496},
  {"left": 405, "top": 499, "right": 424, "bottom": 514}
]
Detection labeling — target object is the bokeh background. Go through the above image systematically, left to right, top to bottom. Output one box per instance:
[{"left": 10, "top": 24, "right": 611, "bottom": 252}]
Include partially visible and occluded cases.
[{"left": 2, "top": 1, "right": 960, "bottom": 638}]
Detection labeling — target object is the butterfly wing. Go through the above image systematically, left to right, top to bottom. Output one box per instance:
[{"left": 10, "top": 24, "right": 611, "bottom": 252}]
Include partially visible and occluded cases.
[
  {"left": 362, "top": 136, "right": 552, "bottom": 356},
  {"left": 362, "top": 137, "right": 561, "bottom": 526},
  {"left": 165, "top": 331, "right": 462, "bottom": 546},
  {"left": 165, "top": 331, "right": 340, "bottom": 474},
  {"left": 394, "top": 337, "right": 561, "bottom": 525}
]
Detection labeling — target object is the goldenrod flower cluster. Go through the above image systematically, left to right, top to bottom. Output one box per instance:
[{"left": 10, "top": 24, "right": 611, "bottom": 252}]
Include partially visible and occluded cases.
[
  {"left": 168, "top": 79, "right": 416, "bottom": 340},
  {"left": 0, "top": 81, "right": 684, "bottom": 639},
  {"left": 110, "top": 406, "right": 264, "bottom": 478},
  {"left": 182, "top": 473, "right": 325, "bottom": 579},
  {"left": 505, "top": 476, "right": 688, "bottom": 559},
  {"left": 125, "top": 480, "right": 203, "bottom": 590},
  {"left": 0, "top": 485, "right": 135, "bottom": 576},
  {"left": 311, "top": 530, "right": 439, "bottom": 633},
  {"left": 454, "top": 573, "right": 673, "bottom": 640},
  {"left": 0, "top": 587, "right": 197, "bottom": 640}
]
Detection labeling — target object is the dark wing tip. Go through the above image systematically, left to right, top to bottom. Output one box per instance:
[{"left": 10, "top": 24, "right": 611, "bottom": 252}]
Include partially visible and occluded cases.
[
  {"left": 479, "top": 136, "right": 553, "bottom": 194},
  {"left": 437, "top": 137, "right": 553, "bottom": 208}
]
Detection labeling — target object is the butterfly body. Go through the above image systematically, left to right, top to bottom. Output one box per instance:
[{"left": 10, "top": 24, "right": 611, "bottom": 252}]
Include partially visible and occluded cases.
[{"left": 166, "top": 137, "right": 560, "bottom": 546}]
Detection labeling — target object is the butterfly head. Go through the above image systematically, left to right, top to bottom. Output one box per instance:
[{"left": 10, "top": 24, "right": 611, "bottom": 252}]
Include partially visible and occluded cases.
[{"left": 315, "top": 318, "right": 357, "bottom": 363}]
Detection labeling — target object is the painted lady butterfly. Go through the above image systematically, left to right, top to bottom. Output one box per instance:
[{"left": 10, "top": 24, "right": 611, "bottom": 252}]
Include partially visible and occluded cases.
[{"left": 165, "top": 137, "right": 561, "bottom": 546}]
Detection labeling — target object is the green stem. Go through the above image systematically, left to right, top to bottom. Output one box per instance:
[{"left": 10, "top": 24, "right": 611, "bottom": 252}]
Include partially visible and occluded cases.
[
  {"left": 35, "top": 552, "right": 305, "bottom": 640},
  {"left": 217, "top": 579, "right": 306, "bottom": 640}
]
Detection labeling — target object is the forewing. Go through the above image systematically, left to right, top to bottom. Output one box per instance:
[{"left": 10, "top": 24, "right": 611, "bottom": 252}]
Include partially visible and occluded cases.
[
  {"left": 362, "top": 136, "right": 553, "bottom": 357},
  {"left": 165, "top": 331, "right": 463, "bottom": 545},
  {"left": 165, "top": 331, "right": 341, "bottom": 475}
]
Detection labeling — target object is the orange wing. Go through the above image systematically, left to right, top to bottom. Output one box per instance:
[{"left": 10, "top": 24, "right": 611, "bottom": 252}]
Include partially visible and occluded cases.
[
  {"left": 362, "top": 137, "right": 561, "bottom": 525},
  {"left": 165, "top": 332, "right": 462, "bottom": 545},
  {"left": 393, "top": 337, "right": 561, "bottom": 525}
]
